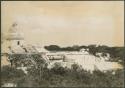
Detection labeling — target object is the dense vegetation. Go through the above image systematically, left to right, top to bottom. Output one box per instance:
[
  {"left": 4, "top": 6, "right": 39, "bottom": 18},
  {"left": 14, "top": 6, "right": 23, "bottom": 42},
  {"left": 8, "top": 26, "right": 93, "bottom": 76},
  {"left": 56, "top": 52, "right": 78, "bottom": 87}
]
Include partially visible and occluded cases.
[{"left": 1, "top": 64, "right": 124, "bottom": 87}]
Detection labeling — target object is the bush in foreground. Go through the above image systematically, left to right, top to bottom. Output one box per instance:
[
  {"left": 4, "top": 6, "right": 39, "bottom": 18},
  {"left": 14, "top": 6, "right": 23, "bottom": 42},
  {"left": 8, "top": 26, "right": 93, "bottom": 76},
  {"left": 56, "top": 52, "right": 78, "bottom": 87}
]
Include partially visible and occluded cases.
[{"left": 1, "top": 63, "right": 124, "bottom": 87}]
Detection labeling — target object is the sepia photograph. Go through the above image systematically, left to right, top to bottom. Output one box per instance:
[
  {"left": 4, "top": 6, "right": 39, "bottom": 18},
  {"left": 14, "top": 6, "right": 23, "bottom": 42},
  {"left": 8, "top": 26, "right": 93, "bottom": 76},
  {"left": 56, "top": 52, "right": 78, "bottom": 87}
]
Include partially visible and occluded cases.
[{"left": 1, "top": 1, "right": 124, "bottom": 87}]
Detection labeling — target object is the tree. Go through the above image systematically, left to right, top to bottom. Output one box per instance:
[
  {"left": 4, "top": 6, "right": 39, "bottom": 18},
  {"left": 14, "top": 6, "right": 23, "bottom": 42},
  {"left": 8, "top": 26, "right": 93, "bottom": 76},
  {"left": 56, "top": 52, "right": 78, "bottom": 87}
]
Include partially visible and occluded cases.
[
  {"left": 44, "top": 45, "right": 61, "bottom": 51},
  {"left": 72, "top": 45, "right": 80, "bottom": 51},
  {"left": 88, "top": 45, "right": 97, "bottom": 55},
  {"left": 96, "top": 45, "right": 109, "bottom": 53},
  {"left": 51, "top": 62, "right": 66, "bottom": 75},
  {"left": 71, "top": 64, "right": 81, "bottom": 71}
]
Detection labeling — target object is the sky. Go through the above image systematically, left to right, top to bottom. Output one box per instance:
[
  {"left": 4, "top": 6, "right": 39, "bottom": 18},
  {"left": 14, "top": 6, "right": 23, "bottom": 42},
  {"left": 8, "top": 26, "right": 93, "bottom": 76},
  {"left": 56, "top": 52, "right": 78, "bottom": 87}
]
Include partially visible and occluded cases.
[{"left": 1, "top": 1, "right": 124, "bottom": 47}]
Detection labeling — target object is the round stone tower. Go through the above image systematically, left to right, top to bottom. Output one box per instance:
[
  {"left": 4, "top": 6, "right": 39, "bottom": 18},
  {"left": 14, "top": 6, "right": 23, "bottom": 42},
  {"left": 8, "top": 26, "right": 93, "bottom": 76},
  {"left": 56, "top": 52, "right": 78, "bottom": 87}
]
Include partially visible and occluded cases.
[{"left": 6, "top": 23, "right": 24, "bottom": 47}]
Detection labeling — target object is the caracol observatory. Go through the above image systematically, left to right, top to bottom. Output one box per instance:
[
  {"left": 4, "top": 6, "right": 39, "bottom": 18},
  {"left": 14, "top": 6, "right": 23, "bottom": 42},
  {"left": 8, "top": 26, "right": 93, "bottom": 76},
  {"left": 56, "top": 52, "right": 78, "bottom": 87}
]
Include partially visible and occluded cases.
[
  {"left": 3, "top": 23, "right": 26, "bottom": 54},
  {"left": 6, "top": 23, "right": 24, "bottom": 47}
]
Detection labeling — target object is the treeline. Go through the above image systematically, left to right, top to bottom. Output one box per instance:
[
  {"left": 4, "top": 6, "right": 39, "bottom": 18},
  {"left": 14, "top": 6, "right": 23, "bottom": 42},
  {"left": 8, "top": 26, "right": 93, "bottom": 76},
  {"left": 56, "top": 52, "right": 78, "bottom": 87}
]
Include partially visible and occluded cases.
[
  {"left": 44, "top": 45, "right": 124, "bottom": 59},
  {"left": 44, "top": 45, "right": 81, "bottom": 51}
]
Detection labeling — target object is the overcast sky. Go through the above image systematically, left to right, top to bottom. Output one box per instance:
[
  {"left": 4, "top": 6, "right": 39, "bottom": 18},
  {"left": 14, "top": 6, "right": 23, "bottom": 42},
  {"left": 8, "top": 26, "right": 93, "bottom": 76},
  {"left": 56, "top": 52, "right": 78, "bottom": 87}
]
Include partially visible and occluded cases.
[{"left": 1, "top": 1, "right": 124, "bottom": 47}]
